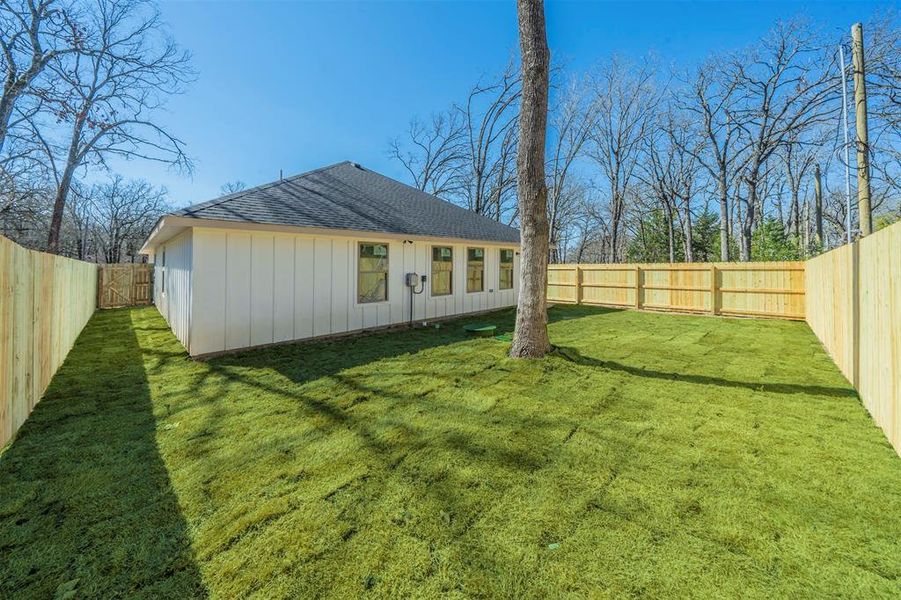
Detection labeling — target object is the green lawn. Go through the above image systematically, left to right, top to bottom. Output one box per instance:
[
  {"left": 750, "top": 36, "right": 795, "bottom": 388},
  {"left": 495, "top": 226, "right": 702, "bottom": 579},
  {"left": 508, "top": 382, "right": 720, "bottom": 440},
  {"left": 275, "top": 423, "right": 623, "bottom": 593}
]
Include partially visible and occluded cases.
[{"left": 1, "top": 305, "right": 900, "bottom": 598}]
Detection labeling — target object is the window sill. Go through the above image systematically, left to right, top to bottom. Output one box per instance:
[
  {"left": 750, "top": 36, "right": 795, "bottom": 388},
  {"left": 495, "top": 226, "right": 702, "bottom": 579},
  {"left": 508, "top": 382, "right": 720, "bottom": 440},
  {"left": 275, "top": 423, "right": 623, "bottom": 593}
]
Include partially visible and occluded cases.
[{"left": 355, "top": 300, "right": 390, "bottom": 308}]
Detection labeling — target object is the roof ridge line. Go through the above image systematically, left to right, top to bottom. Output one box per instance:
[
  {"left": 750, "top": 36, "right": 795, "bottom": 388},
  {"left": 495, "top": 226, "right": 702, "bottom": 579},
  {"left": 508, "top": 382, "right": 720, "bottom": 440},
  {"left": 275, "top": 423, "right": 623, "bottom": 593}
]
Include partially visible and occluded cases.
[{"left": 178, "top": 161, "right": 354, "bottom": 216}]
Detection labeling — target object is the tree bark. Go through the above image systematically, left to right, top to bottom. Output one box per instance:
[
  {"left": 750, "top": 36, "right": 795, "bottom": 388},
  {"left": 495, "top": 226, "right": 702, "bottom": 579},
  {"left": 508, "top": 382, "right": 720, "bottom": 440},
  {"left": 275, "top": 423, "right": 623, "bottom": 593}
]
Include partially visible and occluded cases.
[
  {"left": 511, "top": 0, "right": 551, "bottom": 359},
  {"left": 47, "top": 117, "right": 86, "bottom": 253},
  {"left": 47, "top": 163, "right": 77, "bottom": 253},
  {"left": 814, "top": 164, "right": 823, "bottom": 245},
  {"left": 717, "top": 174, "right": 729, "bottom": 261},
  {"left": 740, "top": 183, "right": 756, "bottom": 262},
  {"left": 664, "top": 202, "right": 675, "bottom": 263},
  {"left": 683, "top": 202, "right": 693, "bottom": 262}
]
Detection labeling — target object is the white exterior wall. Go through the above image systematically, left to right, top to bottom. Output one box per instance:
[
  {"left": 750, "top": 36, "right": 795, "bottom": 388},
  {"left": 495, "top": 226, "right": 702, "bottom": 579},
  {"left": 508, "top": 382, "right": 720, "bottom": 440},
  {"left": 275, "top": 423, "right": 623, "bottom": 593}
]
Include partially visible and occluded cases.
[
  {"left": 188, "top": 227, "right": 519, "bottom": 356},
  {"left": 152, "top": 229, "right": 193, "bottom": 350}
]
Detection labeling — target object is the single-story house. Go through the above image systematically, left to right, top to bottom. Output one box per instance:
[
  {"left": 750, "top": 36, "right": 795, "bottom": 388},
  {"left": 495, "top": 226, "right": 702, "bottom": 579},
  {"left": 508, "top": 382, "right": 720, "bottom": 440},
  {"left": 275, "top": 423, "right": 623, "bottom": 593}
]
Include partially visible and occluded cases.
[{"left": 139, "top": 161, "right": 521, "bottom": 356}]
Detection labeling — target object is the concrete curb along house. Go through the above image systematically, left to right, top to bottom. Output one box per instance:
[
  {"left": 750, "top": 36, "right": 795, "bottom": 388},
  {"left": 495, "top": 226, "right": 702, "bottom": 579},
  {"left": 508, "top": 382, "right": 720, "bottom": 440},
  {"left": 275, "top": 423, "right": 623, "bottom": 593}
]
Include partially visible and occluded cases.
[{"left": 140, "top": 161, "right": 521, "bottom": 356}]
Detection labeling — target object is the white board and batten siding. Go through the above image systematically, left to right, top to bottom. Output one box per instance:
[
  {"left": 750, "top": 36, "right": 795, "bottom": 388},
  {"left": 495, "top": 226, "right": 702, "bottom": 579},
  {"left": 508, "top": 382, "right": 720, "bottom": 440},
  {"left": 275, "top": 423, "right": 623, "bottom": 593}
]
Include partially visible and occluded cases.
[
  {"left": 171, "top": 227, "right": 519, "bottom": 356},
  {"left": 151, "top": 229, "right": 193, "bottom": 350}
]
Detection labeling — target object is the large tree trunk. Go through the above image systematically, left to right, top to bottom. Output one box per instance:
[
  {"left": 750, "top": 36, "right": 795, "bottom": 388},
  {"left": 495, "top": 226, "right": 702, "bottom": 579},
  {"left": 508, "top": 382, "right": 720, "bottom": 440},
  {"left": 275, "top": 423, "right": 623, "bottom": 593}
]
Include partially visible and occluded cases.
[
  {"left": 510, "top": 0, "right": 551, "bottom": 359},
  {"left": 0, "top": 64, "right": 44, "bottom": 156},
  {"left": 0, "top": 86, "right": 19, "bottom": 157},
  {"left": 47, "top": 121, "right": 85, "bottom": 253},
  {"left": 47, "top": 163, "right": 78, "bottom": 253},
  {"left": 814, "top": 164, "right": 823, "bottom": 246},
  {"left": 718, "top": 175, "right": 729, "bottom": 261},
  {"left": 739, "top": 185, "right": 756, "bottom": 262},
  {"left": 790, "top": 186, "right": 800, "bottom": 239},
  {"left": 609, "top": 195, "right": 623, "bottom": 263},
  {"left": 664, "top": 201, "right": 675, "bottom": 263},
  {"left": 683, "top": 202, "right": 693, "bottom": 262}
]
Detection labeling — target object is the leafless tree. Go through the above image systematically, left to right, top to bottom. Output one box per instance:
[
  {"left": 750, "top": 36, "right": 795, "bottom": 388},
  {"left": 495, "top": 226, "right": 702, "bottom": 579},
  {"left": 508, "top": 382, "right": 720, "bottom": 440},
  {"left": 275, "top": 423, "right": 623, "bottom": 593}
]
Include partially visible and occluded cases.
[
  {"left": 0, "top": 0, "right": 82, "bottom": 157},
  {"left": 41, "top": 0, "right": 193, "bottom": 252},
  {"left": 510, "top": 0, "right": 550, "bottom": 359},
  {"left": 388, "top": 13, "right": 900, "bottom": 259},
  {"left": 729, "top": 20, "right": 839, "bottom": 260},
  {"left": 587, "top": 56, "right": 660, "bottom": 262},
  {"left": 679, "top": 58, "right": 745, "bottom": 260},
  {"left": 458, "top": 60, "right": 521, "bottom": 222},
  {"left": 387, "top": 63, "right": 520, "bottom": 223},
  {"left": 546, "top": 75, "right": 596, "bottom": 261},
  {"left": 388, "top": 109, "right": 465, "bottom": 197},
  {"left": 640, "top": 110, "right": 702, "bottom": 261},
  {"left": 779, "top": 128, "right": 823, "bottom": 241},
  {"left": 0, "top": 163, "right": 50, "bottom": 244},
  {"left": 88, "top": 175, "right": 166, "bottom": 262},
  {"left": 64, "top": 180, "right": 92, "bottom": 257},
  {"left": 220, "top": 180, "right": 246, "bottom": 195}
]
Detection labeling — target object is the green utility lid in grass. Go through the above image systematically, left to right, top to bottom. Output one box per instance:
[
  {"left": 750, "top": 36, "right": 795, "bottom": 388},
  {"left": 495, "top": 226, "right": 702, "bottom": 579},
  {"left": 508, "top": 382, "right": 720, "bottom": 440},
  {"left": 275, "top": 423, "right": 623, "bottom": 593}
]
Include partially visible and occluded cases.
[{"left": 463, "top": 324, "right": 497, "bottom": 337}]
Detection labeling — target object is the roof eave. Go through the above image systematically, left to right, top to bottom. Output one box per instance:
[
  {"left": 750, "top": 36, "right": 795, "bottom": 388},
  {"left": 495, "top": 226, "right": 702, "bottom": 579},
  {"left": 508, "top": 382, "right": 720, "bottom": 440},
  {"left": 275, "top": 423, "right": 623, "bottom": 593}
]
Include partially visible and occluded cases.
[
  {"left": 138, "top": 215, "right": 190, "bottom": 254},
  {"left": 142, "top": 215, "right": 520, "bottom": 249}
]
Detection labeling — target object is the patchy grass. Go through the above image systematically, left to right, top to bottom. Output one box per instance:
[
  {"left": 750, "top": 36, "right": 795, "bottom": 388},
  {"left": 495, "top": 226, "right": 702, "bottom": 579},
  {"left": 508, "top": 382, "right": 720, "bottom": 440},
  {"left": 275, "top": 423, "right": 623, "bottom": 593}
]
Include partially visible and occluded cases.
[{"left": 1, "top": 305, "right": 900, "bottom": 598}]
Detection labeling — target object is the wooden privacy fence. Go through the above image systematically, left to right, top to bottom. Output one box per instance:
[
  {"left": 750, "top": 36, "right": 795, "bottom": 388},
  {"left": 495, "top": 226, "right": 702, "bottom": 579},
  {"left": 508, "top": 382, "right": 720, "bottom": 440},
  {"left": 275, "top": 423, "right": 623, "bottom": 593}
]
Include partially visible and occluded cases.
[
  {"left": 806, "top": 222, "right": 900, "bottom": 455},
  {"left": 0, "top": 235, "right": 98, "bottom": 448},
  {"left": 548, "top": 261, "right": 806, "bottom": 320},
  {"left": 98, "top": 263, "right": 153, "bottom": 308}
]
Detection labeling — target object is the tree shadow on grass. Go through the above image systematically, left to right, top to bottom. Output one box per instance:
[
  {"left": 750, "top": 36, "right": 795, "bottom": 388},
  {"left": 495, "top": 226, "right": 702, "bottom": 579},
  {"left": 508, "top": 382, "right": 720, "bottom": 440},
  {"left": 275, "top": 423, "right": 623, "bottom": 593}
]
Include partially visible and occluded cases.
[
  {"left": 209, "top": 304, "right": 619, "bottom": 384},
  {"left": 179, "top": 306, "right": 625, "bottom": 595},
  {"left": 0, "top": 309, "right": 206, "bottom": 598},
  {"left": 552, "top": 345, "right": 858, "bottom": 399},
  {"left": 193, "top": 359, "right": 579, "bottom": 594}
]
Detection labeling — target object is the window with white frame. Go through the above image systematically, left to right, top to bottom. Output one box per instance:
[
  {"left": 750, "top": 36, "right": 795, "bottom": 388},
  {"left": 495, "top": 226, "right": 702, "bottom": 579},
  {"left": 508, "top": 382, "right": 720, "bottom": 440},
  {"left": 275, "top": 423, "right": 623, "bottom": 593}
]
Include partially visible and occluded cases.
[
  {"left": 358, "top": 242, "right": 389, "bottom": 303},
  {"left": 431, "top": 246, "right": 453, "bottom": 296},
  {"left": 466, "top": 247, "right": 484, "bottom": 293},
  {"left": 499, "top": 249, "right": 514, "bottom": 290}
]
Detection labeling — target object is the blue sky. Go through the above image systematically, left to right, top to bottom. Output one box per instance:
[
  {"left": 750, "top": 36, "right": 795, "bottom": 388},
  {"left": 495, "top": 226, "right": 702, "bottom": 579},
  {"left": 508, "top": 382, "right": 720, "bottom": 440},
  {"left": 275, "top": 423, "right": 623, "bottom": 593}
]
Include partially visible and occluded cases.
[{"left": 113, "top": 0, "right": 893, "bottom": 208}]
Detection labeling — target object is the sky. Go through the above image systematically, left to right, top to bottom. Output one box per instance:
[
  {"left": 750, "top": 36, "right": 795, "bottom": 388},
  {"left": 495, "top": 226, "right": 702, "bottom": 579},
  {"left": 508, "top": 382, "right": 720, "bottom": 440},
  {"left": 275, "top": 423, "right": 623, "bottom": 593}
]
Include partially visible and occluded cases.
[{"left": 110, "top": 0, "right": 894, "bottom": 209}]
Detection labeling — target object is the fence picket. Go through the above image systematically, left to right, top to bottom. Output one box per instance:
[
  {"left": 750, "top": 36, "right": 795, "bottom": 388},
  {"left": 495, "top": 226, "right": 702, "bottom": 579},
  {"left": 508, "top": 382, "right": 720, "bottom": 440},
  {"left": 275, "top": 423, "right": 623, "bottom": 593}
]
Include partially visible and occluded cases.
[
  {"left": 0, "top": 235, "right": 97, "bottom": 448},
  {"left": 548, "top": 260, "right": 806, "bottom": 319}
]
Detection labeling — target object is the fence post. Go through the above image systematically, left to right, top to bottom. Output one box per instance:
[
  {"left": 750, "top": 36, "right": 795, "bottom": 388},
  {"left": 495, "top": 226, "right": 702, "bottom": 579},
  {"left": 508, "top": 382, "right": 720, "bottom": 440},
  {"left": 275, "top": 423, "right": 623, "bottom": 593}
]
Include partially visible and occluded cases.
[
  {"left": 710, "top": 264, "right": 718, "bottom": 315},
  {"left": 96, "top": 265, "right": 103, "bottom": 308},
  {"left": 575, "top": 265, "right": 582, "bottom": 305},
  {"left": 635, "top": 266, "right": 642, "bottom": 309}
]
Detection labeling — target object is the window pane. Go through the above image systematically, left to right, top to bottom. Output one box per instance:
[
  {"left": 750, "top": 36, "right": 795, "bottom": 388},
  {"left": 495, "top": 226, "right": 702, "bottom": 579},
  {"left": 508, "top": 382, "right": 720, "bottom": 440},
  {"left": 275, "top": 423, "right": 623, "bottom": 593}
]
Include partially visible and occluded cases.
[
  {"left": 358, "top": 243, "right": 388, "bottom": 303},
  {"left": 359, "top": 243, "right": 388, "bottom": 272},
  {"left": 431, "top": 246, "right": 453, "bottom": 295},
  {"left": 467, "top": 247, "right": 484, "bottom": 293},
  {"left": 499, "top": 248, "right": 513, "bottom": 289},
  {"left": 359, "top": 256, "right": 387, "bottom": 272},
  {"left": 432, "top": 271, "right": 452, "bottom": 295},
  {"left": 358, "top": 272, "right": 387, "bottom": 303}
]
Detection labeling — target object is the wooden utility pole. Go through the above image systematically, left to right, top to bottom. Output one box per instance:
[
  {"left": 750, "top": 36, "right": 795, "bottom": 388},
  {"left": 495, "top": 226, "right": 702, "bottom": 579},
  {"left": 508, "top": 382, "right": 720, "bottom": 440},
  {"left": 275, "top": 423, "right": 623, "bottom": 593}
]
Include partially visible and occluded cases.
[
  {"left": 851, "top": 23, "right": 872, "bottom": 236},
  {"left": 814, "top": 164, "right": 824, "bottom": 245}
]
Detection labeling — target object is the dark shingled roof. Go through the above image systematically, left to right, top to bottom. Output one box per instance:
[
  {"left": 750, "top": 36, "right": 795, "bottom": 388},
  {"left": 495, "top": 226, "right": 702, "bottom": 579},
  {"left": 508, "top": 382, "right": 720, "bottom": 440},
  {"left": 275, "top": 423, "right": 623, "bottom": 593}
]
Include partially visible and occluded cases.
[{"left": 173, "top": 161, "right": 520, "bottom": 244}]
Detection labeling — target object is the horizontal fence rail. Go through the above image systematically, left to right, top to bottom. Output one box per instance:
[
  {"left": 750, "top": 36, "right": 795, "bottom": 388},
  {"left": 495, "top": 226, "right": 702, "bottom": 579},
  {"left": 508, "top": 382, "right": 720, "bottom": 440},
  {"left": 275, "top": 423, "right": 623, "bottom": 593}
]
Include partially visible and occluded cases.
[
  {"left": 0, "top": 235, "right": 98, "bottom": 448},
  {"left": 548, "top": 261, "right": 806, "bottom": 320}
]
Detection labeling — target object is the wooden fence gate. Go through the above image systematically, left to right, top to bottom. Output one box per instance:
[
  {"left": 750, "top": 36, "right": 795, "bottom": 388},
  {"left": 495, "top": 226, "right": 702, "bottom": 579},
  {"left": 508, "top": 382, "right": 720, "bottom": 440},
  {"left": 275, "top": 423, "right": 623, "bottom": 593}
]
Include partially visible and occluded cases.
[{"left": 98, "top": 264, "right": 153, "bottom": 308}]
